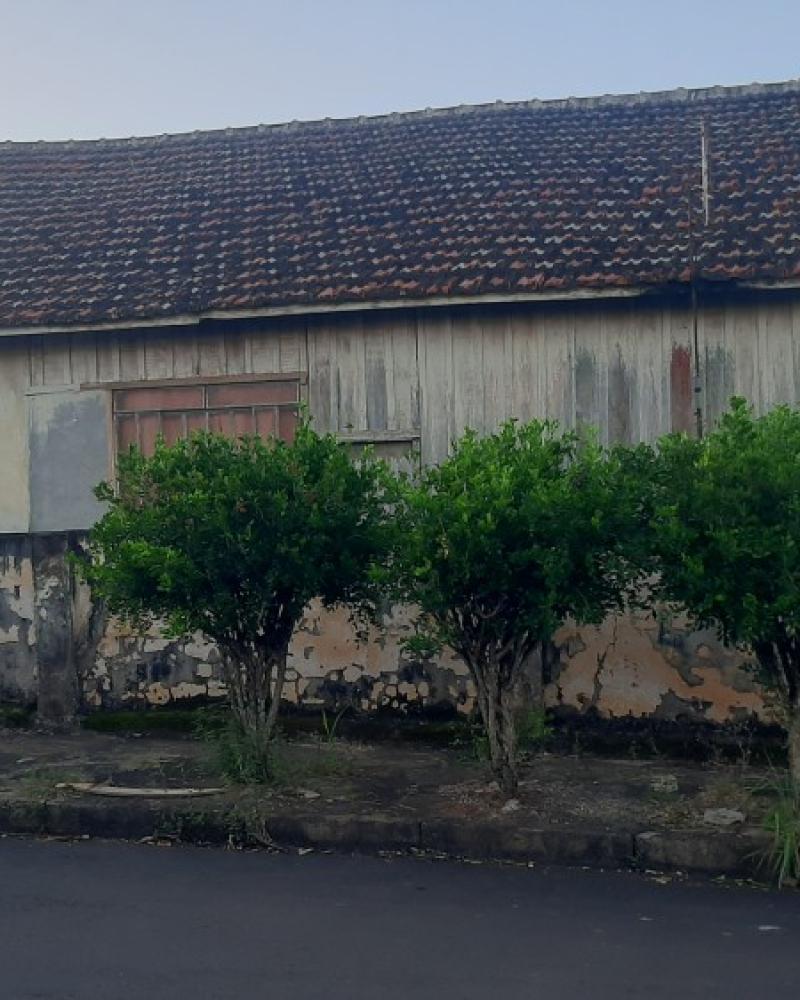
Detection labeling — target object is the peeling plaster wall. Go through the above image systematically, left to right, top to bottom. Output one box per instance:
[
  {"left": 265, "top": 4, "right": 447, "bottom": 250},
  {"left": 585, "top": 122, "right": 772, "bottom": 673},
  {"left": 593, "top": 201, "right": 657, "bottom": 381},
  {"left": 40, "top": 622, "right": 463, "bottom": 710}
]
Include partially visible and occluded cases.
[
  {"left": 0, "top": 531, "right": 774, "bottom": 725},
  {"left": 32, "top": 534, "right": 80, "bottom": 723},
  {"left": 0, "top": 537, "right": 36, "bottom": 704},
  {"left": 76, "top": 600, "right": 769, "bottom": 725},
  {"left": 81, "top": 603, "right": 478, "bottom": 718},
  {"left": 548, "top": 610, "right": 766, "bottom": 724}
]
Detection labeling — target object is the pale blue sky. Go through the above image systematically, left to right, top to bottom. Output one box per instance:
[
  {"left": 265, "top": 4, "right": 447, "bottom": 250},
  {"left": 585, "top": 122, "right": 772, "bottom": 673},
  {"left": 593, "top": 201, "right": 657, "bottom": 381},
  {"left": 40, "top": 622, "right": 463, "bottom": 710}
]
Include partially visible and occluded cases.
[{"left": 2, "top": 0, "right": 798, "bottom": 141}]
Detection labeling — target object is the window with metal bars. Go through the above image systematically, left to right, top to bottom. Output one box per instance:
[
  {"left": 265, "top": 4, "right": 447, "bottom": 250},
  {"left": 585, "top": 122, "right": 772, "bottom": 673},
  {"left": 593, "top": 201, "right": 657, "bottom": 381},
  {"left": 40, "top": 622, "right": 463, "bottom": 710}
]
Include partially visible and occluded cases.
[{"left": 112, "top": 377, "right": 301, "bottom": 456}]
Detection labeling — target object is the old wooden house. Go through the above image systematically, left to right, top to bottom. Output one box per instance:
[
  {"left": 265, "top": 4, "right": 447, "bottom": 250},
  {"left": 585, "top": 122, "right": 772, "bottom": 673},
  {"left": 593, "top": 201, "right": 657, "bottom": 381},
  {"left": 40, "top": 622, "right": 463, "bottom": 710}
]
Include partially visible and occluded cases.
[{"left": 1, "top": 80, "right": 799, "bottom": 723}]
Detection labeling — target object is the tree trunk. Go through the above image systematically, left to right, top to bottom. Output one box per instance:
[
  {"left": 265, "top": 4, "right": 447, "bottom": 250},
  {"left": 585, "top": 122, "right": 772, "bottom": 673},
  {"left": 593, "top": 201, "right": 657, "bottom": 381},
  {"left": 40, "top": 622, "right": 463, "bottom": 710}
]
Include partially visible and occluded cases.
[
  {"left": 754, "top": 637, "right": 800, "bottom": 788},
  {"left": 222, "top": 644, "right": 289, "bottom": 749},
  {"left": 264, "top": 649, "right": 288, "bottom": 743},
  {"left": 474, "top": 665, "right": 520, "bottom": 797},
  {"left": 788, "top": 709, "right": 800, "bottom": 789}
]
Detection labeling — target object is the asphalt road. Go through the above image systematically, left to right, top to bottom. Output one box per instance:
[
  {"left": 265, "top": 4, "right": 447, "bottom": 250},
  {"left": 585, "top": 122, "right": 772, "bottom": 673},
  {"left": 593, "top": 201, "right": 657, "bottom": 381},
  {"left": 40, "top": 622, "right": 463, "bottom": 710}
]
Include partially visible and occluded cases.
[{"left": 0, "top": 838, "right": 798, "bottom": 1000}]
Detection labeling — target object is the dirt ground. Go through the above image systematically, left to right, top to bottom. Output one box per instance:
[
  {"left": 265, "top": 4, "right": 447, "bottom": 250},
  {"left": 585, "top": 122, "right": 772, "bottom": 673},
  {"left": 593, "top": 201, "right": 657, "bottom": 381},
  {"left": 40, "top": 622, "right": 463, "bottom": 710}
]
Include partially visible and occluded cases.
[{"left": 0, "top": 726, "right": 775, "bottom": 834}]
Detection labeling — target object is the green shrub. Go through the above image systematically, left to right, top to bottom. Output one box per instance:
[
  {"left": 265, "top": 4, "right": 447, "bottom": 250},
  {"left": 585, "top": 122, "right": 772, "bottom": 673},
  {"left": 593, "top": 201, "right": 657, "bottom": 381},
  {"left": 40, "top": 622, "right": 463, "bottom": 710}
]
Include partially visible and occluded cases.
[
  {"left": 649, "top": 399, "right": 800, "bottom": 785},
  {"left": 390, "top": 419, "right": 648, "bottom": 795},
  {"left": 78, "top": 423, "right": 391, "bottom": 770},
  {"left": 519, "top": 708, "right": 553, "bottom": 752}
]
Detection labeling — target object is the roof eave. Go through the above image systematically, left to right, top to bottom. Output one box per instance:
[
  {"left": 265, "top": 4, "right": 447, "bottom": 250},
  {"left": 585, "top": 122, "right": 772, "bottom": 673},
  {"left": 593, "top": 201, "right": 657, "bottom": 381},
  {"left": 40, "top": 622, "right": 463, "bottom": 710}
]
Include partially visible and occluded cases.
[
  {"left": 739, "top": 277, "right": 800, "bottom": 292},
  {"left": 4, "top": 278, "right": 796, "bottom": 339},
  {"left": 0, "top": 284, "right": 662, "bottom": 338}
]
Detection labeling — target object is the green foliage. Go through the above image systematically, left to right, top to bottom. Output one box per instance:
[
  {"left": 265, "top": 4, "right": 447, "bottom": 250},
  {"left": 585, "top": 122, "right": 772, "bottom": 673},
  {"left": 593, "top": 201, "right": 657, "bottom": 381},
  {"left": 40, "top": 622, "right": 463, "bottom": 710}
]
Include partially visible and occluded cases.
[
  {"left": 648, "top": 398, "right": 800, "bottom": 780},
  {"left": 649, "top": 398, "right": 800, "bottom": 650},
  {"left": 390, "top": 419, "right": 648, "bottom": 793},
  {"left": 392, "top": 420, "right": 648, "bottom": 656},
  {"left": 78, "top": 422, "right": 392, "bottom": 758},
  {"left": 82, "top": 423, "right": 390, "bottom": 641},
  {"left": 0, "top": 704, "right": 34, "bottom": 729},
  {"left": 320, "top": 705, "right": 349, "bottom": 744},
  {"left": 453, "top": 705, "right": 552, "bottom": 765},
  {"left": 195, "top": 707, "right": 349, "bottom": 786},
  {"left": 81, "top": 708, "right": 202, "bottom": 733},
  {"left": 519, "top": 708, "right": 553, "bottom": 752},
  {"left": 194, "top": 709, "right": 274, "bottom": 784},
  {"left": 449, "top": 717, "right": 491, "bottom": 763},
  {"left": 13, "top": 768, "right": 85, "bottom": 802},
  {"left": 760, "top": 777, "right": 800, "bottom": 888}
]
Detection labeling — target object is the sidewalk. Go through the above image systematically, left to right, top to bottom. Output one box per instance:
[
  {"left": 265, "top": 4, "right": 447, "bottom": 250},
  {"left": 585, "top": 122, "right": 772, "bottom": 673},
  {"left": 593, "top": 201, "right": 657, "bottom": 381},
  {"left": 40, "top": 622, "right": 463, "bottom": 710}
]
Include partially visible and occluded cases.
[{"left": 0, "top": 725, "right": 774, "bottom": 878}]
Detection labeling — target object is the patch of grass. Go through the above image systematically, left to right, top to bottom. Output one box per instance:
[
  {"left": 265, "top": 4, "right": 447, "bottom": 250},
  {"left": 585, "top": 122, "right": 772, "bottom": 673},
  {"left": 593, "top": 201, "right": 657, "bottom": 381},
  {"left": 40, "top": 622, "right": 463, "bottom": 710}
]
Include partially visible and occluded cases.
[
  {"left": 0, "top": 704, "right": 35, "bottom": 728},
  {"left": 193, "top": 705, "right": 354, "bottom": 787},
  {"left": 320, "top": 705, "right": 349, "bottom": 744},
  {"left": 82, "top": 708, "right": 209, "bottom": 733},
  {"left": 449, "top": 708, "right": 553, "bottom": 765},
  {"left": 519, "top": 708, "right": 553, "bottom": 753},
  {"left": 194, "top": 711, "right": 274, "bottom": 784},
  {"left": 450, "top": 719, "right": 490, "bottom": 763},
  {"left": 294, "top": 741, "right": 351, "bottom": 780},
  {"left": 13, "top": 767, "right": 85, "bottom": 801},
  {"left": 758, "top": 777, "right": 800, "bottom": 888},
  {"left": 224, "top": 799, "right": 278, "bottom": 848}
]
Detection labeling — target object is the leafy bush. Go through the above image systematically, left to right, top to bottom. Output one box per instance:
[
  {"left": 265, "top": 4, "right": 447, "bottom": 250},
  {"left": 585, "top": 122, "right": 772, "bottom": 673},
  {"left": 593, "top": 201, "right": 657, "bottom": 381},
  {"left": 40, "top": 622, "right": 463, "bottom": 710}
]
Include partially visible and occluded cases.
[
  {"left": 649, "top": 399, "right": 800, "bottom": 786},
  {"left": 390, "top": 419, "right": 648, "bottom": 795},
  {"left": 78, "top": 424, "right": 391, "bottom": 774},
  {"left": 519, "top": 708, "right": 553, "bottom": 752}
]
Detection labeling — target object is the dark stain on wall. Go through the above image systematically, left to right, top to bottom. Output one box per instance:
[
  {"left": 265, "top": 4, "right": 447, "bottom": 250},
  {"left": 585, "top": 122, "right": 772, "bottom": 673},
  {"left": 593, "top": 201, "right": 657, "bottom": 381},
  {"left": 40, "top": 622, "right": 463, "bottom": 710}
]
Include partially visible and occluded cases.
[
  {"left": 704, "top": 344, "right": 736, "bottom": 427},
  {"left": 608, "top": 346, "right": 633, "bottom": 443},
  {"left": 574, "top": 350, "right": 598, "bottom": 429},
  {"left": 32, "top": 534, "right": 79, "bottom": 725}
]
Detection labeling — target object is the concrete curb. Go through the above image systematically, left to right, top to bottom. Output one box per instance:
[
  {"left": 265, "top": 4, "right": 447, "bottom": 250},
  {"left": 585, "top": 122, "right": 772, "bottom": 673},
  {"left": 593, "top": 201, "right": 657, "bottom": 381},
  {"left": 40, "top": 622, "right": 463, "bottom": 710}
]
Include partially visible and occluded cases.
[{"left": 0, "top": 797, "right": 772, "bottom": 879}]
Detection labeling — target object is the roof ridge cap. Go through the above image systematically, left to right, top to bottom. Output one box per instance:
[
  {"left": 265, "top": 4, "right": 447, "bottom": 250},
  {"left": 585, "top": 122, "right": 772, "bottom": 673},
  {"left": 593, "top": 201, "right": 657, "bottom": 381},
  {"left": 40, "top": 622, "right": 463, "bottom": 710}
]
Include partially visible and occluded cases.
[{"left": 2, "top": 77, "right": 799, "bottom": 149}]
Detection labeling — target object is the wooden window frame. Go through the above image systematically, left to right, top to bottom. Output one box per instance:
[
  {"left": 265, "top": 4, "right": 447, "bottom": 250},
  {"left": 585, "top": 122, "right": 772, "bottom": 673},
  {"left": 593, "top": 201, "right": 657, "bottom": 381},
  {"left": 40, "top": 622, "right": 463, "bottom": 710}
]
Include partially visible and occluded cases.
[
  {"left": 81, "top": 371, "right": 308, "bottom": 392},
  {"left": 88, "top": 372, "right": 307, "bottom": 464}
]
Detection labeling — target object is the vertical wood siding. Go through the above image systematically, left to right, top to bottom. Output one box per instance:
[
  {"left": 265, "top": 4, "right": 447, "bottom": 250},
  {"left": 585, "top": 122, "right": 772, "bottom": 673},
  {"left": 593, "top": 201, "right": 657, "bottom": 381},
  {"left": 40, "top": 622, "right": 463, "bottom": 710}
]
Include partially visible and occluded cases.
[
  {"left": 20, "top": 292, "right": 800, "bottom": 470},
  {"left": 413, "top": 295, "right": 800, "bottom": 462},
  {"left": 418, "top": 300, "right": 686, "bottom": 461},
  {"left": 306, "top": 312, "right": 420, "bottom": 436},
  {"left": 27, "top": 321, "right": 307, "bottom": 388},
  {"left": 0, "top": 339, "right": 31, "bottom": 531}
]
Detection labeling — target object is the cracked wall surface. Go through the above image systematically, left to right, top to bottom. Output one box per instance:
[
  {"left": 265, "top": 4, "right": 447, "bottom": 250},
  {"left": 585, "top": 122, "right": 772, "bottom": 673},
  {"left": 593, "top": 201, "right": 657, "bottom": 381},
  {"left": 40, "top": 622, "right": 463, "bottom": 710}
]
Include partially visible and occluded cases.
[
  {"left": 0, "top": 537, "right": 36, "bottom": 704},
  {"left": 0, "top": 538, "right": 772, "bottom": 724},
  {"left": 76, "top": 600, "right": 768, "bottom": 724},
  {"left": 81, "top": 603, "right": 478, "bottom": 717},
  {"left": 547, "top": 610, "right": 766, "bottom": 723}
]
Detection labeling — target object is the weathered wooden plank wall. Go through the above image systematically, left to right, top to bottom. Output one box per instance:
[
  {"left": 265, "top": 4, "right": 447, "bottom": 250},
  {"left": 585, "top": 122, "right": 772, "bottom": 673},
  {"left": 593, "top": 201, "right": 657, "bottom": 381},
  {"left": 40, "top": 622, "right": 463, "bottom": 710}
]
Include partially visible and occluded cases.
[
  {"left": 18, "top": 291, "right": 800, "bottom": 473},
  {"left": 413, "top": 295, "right": 798, "bottom": 461},
  {"left": 698, "top": 297, "right": 800, "bottom": 424},
  {"left": 415, "top": 300, "right": 690, "bottom": 459},
  {"left": 306, "top": 312, "right": 420, "bottom": 437},
  {"left": 26, "top": 321, "right": 307, "bottom": 388},
  {"left": 0, "top": 338, "right": 31, "bottom": 532}
]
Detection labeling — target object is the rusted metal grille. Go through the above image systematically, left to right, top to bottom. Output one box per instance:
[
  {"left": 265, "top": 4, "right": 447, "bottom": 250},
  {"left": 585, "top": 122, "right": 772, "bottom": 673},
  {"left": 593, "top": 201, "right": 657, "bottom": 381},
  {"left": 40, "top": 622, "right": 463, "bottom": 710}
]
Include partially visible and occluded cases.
[{"left": 113, "top": 379, "right": 300, "bottom": 456}]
